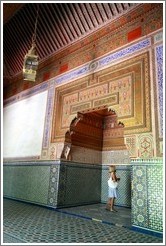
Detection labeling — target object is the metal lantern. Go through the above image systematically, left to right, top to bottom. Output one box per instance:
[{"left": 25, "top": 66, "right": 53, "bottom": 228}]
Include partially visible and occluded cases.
[
  {"left": 23, "top": 5, "right": 39, "bottom": 82},
  {"left": 23, "top": 43, "right": 38, "bottom": 82}
]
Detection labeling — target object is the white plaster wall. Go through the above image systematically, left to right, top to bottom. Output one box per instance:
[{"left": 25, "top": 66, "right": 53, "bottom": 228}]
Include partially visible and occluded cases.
[{"left": 3, "top": 91, "right": 48, "bottom": 158}]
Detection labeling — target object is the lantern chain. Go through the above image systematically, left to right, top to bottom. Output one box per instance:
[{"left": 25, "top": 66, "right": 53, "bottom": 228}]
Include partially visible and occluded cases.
[{"left": 32, "top": 4, "right": 39, "bottom": 45}]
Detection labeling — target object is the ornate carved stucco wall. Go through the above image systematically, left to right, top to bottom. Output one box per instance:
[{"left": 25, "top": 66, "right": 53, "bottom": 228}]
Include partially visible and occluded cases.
[{"left": 3, "top": 3, "right": 163, "bottom": 161}]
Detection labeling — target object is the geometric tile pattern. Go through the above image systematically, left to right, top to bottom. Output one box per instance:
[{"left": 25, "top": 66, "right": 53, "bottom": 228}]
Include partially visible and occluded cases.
[
  {"left": 154, "top": 32, "right": 163, "bottom": 44},
  {"left": 153, "top": 35, "right": 163, "bottom": 157},
  {"left": 155, "top": 45, "right": 163, "bottom": 138},
  {"left": 42, "top": 84, "right": 55, "bottom": 149},
  {"left": 102, "top": 150, "right": 131, "bottom": 164},
  {"left": 3, "top": 159, "right": 163, "bottom": 236},
  {"left": 131, "top": 160, "right": 163, "bottom": 233},
  {"left": 57, "top": 162, "right": 101, "bottom": 207},
  {"left": 3, "top": 164, "right": 50, "bottom": 205},
  {"left": 47, "top": 164, "right": 60, "bottom": 207},
  {"left": 101, "top": 165, "right": 131, "bottom": 207},
  {"left": 147, "top": 165, "right": 163, "bottom": 231},
  {"left": 132, "top": 166, "right": 148, "bottom": 228},
  {"left": 116, "top": 167, "right": 131, "bottom": 207},
  {"left": 3, "top": 199, "right": 162, "bottom": 243},
  {"left": 59, "top": 203, "right": 132, "bottom": 228},
  {"left": 3, "top": 232, "right": 27, "bottom": 243}
]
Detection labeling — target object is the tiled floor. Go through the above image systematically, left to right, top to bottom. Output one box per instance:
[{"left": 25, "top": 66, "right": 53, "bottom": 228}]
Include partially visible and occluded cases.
[
  {"left": 3, "top": 198, "right": 163, "bottom": 244},
  {"left": 58, "top": 203, "right": 131, "bottom": 228}
]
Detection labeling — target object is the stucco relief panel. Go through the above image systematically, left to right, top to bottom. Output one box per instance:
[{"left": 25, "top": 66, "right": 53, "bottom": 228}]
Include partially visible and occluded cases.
[
  {"left": 52, "top": 52, "right": 151, "bottom": 142},
  {"left": 138, "top": 134, "right": 154, "bottom": 158}
]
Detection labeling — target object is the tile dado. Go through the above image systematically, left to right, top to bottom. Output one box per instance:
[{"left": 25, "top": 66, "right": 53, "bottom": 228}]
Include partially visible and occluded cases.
[
  {"left": 3, "top": 159, "right": 163, "bottom": 234},
  {"left": 131, "top": 159, "right": 163, "bottom": 233},
  {"left": 3, "top": 160, "right": 131, "bottom": 208},
  {"left": 3, "top": 161, "right": 60, "bottom": 207},
  {"left": 3, "top": 161, "right": 102, "bottom": 208},
  {"left": 57, "top": 161, "right": 102, "bottom": 207},
  {"left": 3, "top": 164, "right": 51, "bottom": 205}
]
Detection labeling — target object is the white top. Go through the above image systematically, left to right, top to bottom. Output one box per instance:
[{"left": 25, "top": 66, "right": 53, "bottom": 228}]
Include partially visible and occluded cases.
[{"left": 108, "top": 176, "right": 118, "bottom": 188}]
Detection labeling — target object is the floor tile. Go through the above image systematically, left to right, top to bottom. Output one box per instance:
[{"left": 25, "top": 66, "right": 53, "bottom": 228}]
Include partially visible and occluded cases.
[
  {"left": 3, "top": 198, "right": 163, "bottom": 244},
  {"left": 59, "top": 203, "right": 131, "bottom": 227}
]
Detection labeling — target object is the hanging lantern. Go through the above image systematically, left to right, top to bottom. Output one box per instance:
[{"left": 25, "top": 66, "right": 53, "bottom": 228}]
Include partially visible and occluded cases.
[
  {"left": 23, "top": 4, "right": 39, "bottom": 82},
  {"left": 23, "top": 43, "right": 38, "bottom": 82}
]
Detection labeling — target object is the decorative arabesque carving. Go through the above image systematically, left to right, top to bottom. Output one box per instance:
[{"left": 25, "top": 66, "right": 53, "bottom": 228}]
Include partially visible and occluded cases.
[{"left": 60, "top": 107, "right": 126, "bottom": 161}]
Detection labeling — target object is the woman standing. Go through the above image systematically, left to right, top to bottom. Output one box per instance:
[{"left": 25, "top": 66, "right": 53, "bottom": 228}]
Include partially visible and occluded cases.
[{"left": 106, "top": 165, "right": 120, "bottom": 212}]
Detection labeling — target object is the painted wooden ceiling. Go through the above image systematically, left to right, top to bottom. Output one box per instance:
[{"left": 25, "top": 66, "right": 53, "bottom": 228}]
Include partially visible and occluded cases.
[{"left": 3, "top": 2, "right": 140, "bottom": 86}]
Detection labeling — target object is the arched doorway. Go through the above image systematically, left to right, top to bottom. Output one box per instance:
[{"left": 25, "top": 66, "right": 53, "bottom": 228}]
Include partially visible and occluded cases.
[
  {"left": 59, "top": 106, "right": 131, "bottom": 226},
  {"left": 61, "top": 106, "right": 127, "bottom": 162}
]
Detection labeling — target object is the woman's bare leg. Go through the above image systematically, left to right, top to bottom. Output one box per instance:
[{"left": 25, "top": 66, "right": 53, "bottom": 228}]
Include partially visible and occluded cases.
[
  {"left": 106, "top": 198, "right": 111, "bottom": 210},
  {"left": 110, "top": 198, "right": 114, "bottom": 211},
  {"left": 112, "top": 198, "right": 118, "bottom": 212}
]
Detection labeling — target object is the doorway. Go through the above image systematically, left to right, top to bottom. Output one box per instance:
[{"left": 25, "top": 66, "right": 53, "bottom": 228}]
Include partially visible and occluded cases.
[
  {"left": 59, "top": 106, "right": 131, "bottom": 225},
  {"left": 61, "top": 106, "right": 127, "bottom": 162}
]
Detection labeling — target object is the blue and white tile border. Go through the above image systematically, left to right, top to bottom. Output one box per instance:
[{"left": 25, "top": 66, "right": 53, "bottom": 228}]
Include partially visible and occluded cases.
[
  {"left": 54, "top": 38, "right": 151, "bottom": 86},
  {"left": 155, "top": 45, "right": 163, "bottom": 138},
  {"left": 42, "top": 84, "right": 55, "bottom": 149}
]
